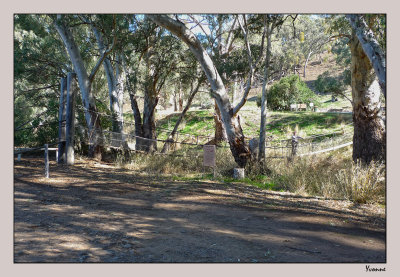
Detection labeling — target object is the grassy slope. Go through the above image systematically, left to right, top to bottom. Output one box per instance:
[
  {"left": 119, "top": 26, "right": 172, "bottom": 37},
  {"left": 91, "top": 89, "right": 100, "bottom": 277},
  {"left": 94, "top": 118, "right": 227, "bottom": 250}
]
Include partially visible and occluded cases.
[
  {"left": 155, "top": 52, "right": 354, "bottom": 141},
  {"left": 156, "top": 101, "right": 353, "bottom": 142}
]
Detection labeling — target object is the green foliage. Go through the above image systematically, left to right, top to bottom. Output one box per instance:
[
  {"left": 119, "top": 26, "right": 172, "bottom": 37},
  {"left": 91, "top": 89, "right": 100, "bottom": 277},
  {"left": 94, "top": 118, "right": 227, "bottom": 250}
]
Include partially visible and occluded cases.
[
  {"left": 331, "top": 39, "right": 351, "bottom": 67},
  {"left": 314, "top": 70, "right": 350, "bottom": 97},
  {"left": 267, "top": 75, "right": 316, "bottom": 110},
  {"left": 14, "top": 96, "right": 59, "bottom": 147}
]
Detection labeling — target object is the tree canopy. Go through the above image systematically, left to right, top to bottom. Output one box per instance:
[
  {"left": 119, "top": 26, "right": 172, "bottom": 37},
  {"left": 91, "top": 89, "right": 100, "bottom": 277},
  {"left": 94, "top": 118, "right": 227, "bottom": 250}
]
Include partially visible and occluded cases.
[{"left": 14, "top": 13, "right": 386, "bottom": 165}]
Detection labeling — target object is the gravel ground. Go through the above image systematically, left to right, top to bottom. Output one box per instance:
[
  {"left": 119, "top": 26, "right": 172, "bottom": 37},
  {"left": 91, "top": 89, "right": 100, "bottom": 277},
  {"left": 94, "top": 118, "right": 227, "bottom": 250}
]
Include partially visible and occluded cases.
[{"left": 14, "top": 157, "right": 385, "bottom": 263}]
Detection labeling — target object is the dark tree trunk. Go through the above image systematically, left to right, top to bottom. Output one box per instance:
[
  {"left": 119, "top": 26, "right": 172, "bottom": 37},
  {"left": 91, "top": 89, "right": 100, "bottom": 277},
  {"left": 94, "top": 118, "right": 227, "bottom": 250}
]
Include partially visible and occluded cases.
[
  {"left": 350, "top": 31, "right": 385, "bottom": 164},
  {"left": 142, "top": 87, "right": 158, "bottom": 152},
  {"left": 173, "top": 90, "right": 178, "bottom": 112},
  {"left": 128, "top": 93, "right": 145, "bottom": 151},
  {"left": 179, "top": 97, "right": 183, "bottom": 112},
  {"left": 214, "top": 101, "right": 226, "bottom": 144}
]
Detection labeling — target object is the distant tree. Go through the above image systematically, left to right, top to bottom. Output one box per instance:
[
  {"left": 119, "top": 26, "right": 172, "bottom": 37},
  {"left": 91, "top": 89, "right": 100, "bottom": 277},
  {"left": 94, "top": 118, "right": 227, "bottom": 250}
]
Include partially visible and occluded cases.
[{"left": 298, "top": 15, "right": 330, "bottom": 78}]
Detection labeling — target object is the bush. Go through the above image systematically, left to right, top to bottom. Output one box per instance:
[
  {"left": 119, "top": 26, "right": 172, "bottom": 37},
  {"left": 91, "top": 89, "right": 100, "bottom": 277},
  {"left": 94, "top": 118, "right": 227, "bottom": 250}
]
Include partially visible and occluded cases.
[
  {"left": 314, "top": 70, "right": 349, "bottom": 96},
  {"left": 267, "top": 75, "right": 317, "bottom": 111}
]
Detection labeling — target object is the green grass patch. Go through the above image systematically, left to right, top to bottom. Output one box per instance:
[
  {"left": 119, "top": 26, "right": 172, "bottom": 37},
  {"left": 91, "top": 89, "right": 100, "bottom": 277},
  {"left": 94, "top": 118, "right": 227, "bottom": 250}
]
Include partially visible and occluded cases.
[
  {"left": 154, "top": 107, "right": 352, "bottom": 143},
  {"left": 221, "top": 176, "right": 283, "bottom": 192}
]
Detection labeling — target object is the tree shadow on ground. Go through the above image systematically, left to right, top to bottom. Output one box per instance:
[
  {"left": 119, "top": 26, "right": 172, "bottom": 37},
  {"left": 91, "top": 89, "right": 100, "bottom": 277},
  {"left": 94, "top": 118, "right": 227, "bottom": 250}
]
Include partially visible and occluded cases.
[{"left": 14, "top": 157, "right": 385, "bottom": 263}]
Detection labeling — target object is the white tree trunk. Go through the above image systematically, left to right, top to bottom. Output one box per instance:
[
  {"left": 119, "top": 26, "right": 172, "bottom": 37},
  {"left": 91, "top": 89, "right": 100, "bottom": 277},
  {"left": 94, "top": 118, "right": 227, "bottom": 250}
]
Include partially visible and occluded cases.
[
  {"left": 147, "top": 14, "right": 251, "bottom": 167},
  {"left": 347, "top": 14, "right": 386, "bottom": 98},
  {"left": 54, "top": 15, "right": 103, "bottom": 159},
  {"left": 92, "top": 26, "right": 125, "bottom": 134},
  {"left": 350, "top": 31, "right": 385, "bottom": 163},
  {"left": 303, "top": 50, "right": 313, "bottom": 78},
  {"left": 65, "top": 72, "right": 77, "bottom": 165}
]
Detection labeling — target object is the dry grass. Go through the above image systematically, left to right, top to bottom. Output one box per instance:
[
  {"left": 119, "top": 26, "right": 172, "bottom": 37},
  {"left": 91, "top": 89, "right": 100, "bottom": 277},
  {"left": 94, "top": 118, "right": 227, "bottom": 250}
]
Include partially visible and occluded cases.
[
  {"left": 112, "top": 145, "right": 385, "bottom": 205},
  {"left": 265, "top": 147, "right": 386, "bottom": 204}
]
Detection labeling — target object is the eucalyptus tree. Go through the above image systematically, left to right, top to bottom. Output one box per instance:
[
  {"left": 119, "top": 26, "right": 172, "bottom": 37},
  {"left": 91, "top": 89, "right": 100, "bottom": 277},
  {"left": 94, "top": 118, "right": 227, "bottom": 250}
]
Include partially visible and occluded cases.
[
  {"left": 53, "top": 14, "right": 117, "bottom": 159},
  {"left": 147, "top": 14, "right": 253, "bottom": 167},
  {"left": 185, "top": 14, "right": 240, "bottom": 144},
  {"left": 327, "top": 14, "right": 386, "bottom": 164},
  {"left": 346, "top": 14, "right": 386, "bottom": 98},
  {"left": 79, "top": 15, "right": 128, "bottom": 140},
  {"left": 257, "top": 15, "right": 286, "bottom": 161},
  {"left": 123, "top": 16, "right": 184, "bottom": 152},
  {"left": 270, "top": 16, "right": 303, "bottom": 79}
]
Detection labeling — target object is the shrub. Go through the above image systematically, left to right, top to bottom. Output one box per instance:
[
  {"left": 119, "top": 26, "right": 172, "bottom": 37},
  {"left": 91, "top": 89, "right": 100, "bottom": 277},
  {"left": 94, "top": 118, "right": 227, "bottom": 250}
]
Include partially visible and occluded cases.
[
  {"left": 314, "top": 70, "right": 349, "bottom": 97},
  {"left": 267, "top": 75, "right": 316, "bottom": 111}
]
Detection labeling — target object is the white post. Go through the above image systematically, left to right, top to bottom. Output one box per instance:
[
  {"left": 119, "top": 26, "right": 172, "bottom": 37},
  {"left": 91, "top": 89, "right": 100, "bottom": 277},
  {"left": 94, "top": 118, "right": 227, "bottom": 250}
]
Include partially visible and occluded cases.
[
  {"left": 65, "top": 72, "right": 77, "bottom": 165},
  {"left": 44, "top": 144, "right": 49, "bottom": 178},
  {"left": 56, "top": 148, "right": 58, "bottom": 162},
  {"left": 233, "top": 168, "right": 245, "bottom": 179}
]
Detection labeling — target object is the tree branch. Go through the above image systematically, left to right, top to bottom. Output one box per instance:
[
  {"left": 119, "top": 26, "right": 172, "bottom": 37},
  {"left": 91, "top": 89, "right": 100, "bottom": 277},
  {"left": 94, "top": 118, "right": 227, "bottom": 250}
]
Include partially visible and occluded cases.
[{"left": 88, "top": 15, "right": 117, "bottom": 84}]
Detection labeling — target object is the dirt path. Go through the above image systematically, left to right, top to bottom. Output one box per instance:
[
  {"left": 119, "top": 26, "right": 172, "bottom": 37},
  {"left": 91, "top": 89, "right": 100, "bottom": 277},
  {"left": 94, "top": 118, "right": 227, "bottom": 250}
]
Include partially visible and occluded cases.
[{"left": 14, "top": 157, "right": 385, "bottom": 263}]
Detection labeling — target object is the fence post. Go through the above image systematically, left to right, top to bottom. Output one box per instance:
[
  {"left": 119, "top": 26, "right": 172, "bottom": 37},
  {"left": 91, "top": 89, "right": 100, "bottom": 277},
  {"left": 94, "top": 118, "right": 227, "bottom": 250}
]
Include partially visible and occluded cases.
[
  {"left": 291, "top": 134, "right": 298, "bottom": 159},
  {"left": 44, "top": 144, "right": 49, "bottom": 178}
]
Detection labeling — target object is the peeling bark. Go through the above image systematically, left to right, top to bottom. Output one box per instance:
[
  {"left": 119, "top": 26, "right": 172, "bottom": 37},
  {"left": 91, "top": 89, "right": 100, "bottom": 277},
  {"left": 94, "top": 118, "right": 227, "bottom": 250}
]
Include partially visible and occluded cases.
[
  {"left": 147, "top": 14, "right": 251, "bottom": 167},
  {"left": 347, "top": 14, "right": 386, "bottom": 98},
  {"left": 350, "top": 31, "right": 385, "bottom": 164},
  {"left": 213, "top": 101, "right": 227, "bottom": 144}
]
